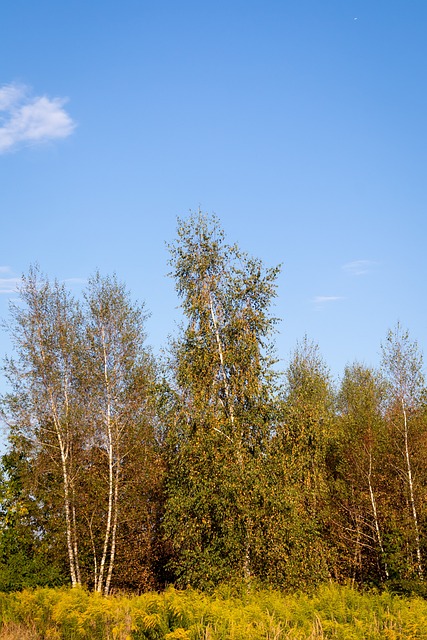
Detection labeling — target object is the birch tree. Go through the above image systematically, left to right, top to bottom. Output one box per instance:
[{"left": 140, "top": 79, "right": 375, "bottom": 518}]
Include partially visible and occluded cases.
[
  {"left": 164, "top": 211, "right": 280, "bottom": 588},
  {"left": 1, "top": 267, "right": 84, "bottom": 587},
  {"left": 1, "top": 268, "right": 159, "bottom": 593},
  {"left": 81, "top": 273, "right": 157, "bottom": 595},
  {"left": 381, "top": 323, "right": 425, "bottom": 579},
  {"left": 266, "top": 337, "right": 333, "bottom": 587},
  {"left": 284, "top": 338, "right": 333, "bottom": 507},
  {"left": 335, "top": 363, "right": 389, "bottom": 583}
]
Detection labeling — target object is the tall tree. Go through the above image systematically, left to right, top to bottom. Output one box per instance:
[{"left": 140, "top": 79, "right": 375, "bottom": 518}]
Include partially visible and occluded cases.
[
  {"left": 163, "top": 211, "right": 280, "bottom": 588},
  {"left": 1, "top": 267, "right": 84, "bottom": 587},
  {"left": 1, "top": 268, "right": 160, "bottom": 593},
  {"left": 78, "top": 272, "right": 158, "bottom": 594},
  {"left": 381, "top": 323, "right": 426, "bottom": 580},
  {"left": 267, "top": 337, "right": 334, "bottom": 587},
  {"left": 284, "top": 338, "right": 333, "bottom": 511},
  {"left": 333, "top": 363, "right": 389, "bottom": 584}
]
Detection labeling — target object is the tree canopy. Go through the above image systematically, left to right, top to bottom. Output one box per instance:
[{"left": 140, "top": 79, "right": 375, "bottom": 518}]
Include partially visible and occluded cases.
[{"left": 1, "top": 213, "right": 427, "bottom": 595}]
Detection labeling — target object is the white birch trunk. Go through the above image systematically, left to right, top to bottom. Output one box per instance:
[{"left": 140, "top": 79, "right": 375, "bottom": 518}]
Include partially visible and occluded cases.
[
  {"left": 208, "top": 292, "right": 252, "bottom": 580},
  {"left": 209, "top": 292, "right": 235, "bottom": 429},
  {"left": 36, "top": 318, "right": 81, "bottom": 587},
  {"left": 96, "top": 325, "right": 119, "bottom": 594},
  {"left": 95, "top": 371, "right": 113, "bottom": 591},
  {"left": 46, "top": 379, "right": 80, "bottom": 587},
  {"left": 402, "top": 399, "right": 423, "bottom": 578},
  {"left": 367, "top": 451, "right": 389, "bottom": 579},
  {"left": 61, "top": 452, "right": 78, "bottom": 586},
  {"left": 105, "top": 461, "right": 120, "bottom": 595},
  {"left": 88, "top": 515, "right": 98, "bottom": 587}
]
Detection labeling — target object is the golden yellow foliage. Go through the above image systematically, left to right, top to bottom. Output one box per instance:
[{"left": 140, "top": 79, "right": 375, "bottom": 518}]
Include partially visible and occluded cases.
[{"left": 1, "top": 583, "right": 427, "bottom": 639}]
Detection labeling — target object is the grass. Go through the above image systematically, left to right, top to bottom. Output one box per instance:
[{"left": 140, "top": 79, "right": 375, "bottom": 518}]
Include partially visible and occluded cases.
[{"left": 0, "top": 582, "right": 427, "bottom": 639}]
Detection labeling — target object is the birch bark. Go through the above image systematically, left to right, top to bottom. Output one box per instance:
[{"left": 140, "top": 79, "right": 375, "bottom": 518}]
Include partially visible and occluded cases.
[
  {"left": 2, "top": 268, "right": 83, "bottom": 587},
  {"left": 84, "top": 272, "right": 151, "bottom": 594},
  {"left": 381, "top": 324, "right": 425, "bottom": 579},
  {"left": 402, "top": 399, "right": 423, "bottom": 578}
]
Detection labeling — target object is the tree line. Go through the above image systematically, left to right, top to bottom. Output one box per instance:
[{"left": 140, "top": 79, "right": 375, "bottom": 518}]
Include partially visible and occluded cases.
[{"left": 0, "top": 211, "right": 426, "bottom": 595}]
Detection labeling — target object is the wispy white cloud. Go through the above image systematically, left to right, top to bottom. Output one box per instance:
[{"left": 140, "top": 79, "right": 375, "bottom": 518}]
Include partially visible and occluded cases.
[
  {"left": 0, "top": 82, "right": 76, "bottom": 153},
  {"left": 0, "top": 84, "right": 24, "bottom": 110},
  {"left": 342, "top": 260, "right": 376, "bottom": 276},
  {"left": 0, "top": 266, "right": 19, "bottom": 293},
  {"left": 0, "top": 272, "right": 87, "bottom": 294},
  {"left": 0, "top": 277, "right": 20, "bottom": 294},
  {"left": 62, "top": 277, "right": 87, "bottom": 286},
  {"left": 62, "top": 277, "right": 86, "bottom": 283},
  {"left": 313, "top": 296, "right": 344, "bottom": 304}
]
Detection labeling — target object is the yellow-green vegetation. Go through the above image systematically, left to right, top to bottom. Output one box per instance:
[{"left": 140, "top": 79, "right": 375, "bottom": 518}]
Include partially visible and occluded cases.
[{"left": 1, "top": 583, "right": 427, "bottom": 639}]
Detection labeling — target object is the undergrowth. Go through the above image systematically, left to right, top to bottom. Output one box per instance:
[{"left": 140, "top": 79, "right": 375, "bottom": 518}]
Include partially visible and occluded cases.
[{"left": 0, "top": 582, "right": 427, "bottom": 639}]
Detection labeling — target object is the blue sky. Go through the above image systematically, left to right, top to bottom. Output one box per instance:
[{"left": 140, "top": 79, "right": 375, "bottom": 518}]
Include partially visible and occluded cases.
[{"left": 1, "top": 0, "right": 427, "bottom": 389}]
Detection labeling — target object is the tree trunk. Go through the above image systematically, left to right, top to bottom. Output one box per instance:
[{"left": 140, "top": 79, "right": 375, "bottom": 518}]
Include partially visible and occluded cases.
[
  {"left": 402, "top": 399, "right": 423, "bottom": 578},
  {"left": 367, "top": 451, "right": 389, "bottom": 579}
]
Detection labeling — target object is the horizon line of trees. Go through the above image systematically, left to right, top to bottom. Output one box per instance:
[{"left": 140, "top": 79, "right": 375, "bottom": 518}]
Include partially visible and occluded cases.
[{"left": 0, "top": 211, "right": 427, "bottom": 596}]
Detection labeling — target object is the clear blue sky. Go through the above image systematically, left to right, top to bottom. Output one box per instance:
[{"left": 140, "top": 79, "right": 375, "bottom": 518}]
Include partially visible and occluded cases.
[{"left": 1, "top": 0, "right": 427, "bottom": 388}]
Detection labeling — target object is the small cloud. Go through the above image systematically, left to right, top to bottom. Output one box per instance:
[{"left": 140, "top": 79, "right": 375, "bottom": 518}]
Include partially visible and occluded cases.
[
  {"left": 0, "top": 82, "right": 76, "bottom": 154},
  {"left": 342, "top": 260, "right": 375, "bottom": 276},
  {"left": 0, "top": 273, "right": 88, "bottom": 294},
  {"left": 0, "top": 277, "right": 20, "bottom": 294},
  {"left": 62, "top": 277, "right": 86, "bottom": 283},
  {"left": 62, "top": 277, "right": 87, "bottom": 287},
  {"left": 313, "top": 296, "right": 344, "bottom": 304}
]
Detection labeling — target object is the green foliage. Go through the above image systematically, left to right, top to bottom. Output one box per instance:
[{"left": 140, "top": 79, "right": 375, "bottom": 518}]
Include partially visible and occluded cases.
[
  {"left": 164, "top": 211, "right": 281, "bottom": 588},
  {"left": 2, "top": 216, "right": 427, "bottom": 595},
  {"left": 381, "top": 324, "right": 427, "bottom": 580},
  {"left": 262, "top": 338, "right": 334, "bottom": 588},
  {"left": 330, "top": 363, "right": 390, "bottom": 584},
  {"left": 0, "top": 450, "right": 66, "bottom": 592}
]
